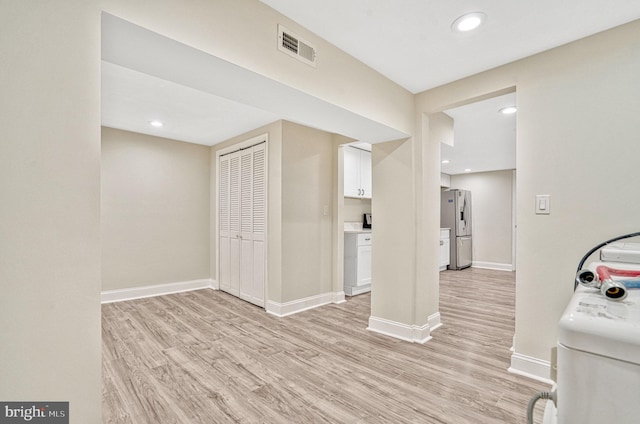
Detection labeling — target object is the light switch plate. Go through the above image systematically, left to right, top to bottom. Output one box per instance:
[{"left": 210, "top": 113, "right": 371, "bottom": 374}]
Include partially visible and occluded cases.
[{"left": 536, "top": 195, "right": 550, "bottom": 215}]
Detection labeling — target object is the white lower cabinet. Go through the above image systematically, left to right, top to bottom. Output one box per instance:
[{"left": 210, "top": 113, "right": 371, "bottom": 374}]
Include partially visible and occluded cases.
[
  {"left": 440, "top": 228, "right": 450, "bottom": 271},
  {"left": 344, "top": 232, "right": 372, "bottom": 296}
]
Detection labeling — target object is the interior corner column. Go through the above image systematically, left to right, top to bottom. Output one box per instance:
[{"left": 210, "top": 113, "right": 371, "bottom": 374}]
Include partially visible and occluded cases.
[{"left": 368, "top": 113, "right": 441, "bottom": 343}]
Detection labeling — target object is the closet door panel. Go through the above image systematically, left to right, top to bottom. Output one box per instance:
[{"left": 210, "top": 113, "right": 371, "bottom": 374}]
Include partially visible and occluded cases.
[
  {"left": 218, "top": 142, "right": 266, "bottom": 307},
  {"left": 249, "top": 144, "right": 266, "bottom": 306},
  {"left": 239, "top": 149, "right": 254, "bottom": 302},
  {"left": 218, "top": 156, "right": 231, "bottom": 292},
  {"left": 251, "top": 240, "right": 265, "bottom": 304}
]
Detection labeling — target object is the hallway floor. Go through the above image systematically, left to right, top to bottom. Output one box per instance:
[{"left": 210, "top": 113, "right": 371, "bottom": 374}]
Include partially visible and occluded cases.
[{"left": 102, "top": 268, "right": 549, "bottom": 423}]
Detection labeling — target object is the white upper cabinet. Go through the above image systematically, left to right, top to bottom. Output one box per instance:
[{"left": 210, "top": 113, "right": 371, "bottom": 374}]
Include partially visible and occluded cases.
[{"left": 344, "top": 146, "right": 372, "bottom": 199}]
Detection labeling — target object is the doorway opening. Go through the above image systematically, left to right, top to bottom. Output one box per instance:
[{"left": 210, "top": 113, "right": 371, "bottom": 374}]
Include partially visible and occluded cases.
[{"left": 435, "top": 88, "right": 518, "bottom": 352}]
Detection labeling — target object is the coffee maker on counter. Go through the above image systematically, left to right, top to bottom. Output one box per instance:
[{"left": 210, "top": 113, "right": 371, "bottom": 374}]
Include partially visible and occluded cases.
[{"left": 363, "top": 213, "right": 372, "bottom": 229}]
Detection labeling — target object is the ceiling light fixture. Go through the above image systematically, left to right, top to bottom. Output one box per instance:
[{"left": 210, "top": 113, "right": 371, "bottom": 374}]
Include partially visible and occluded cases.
[
  {"left": 451, "top": 12, "right": 486, "bottom": 33},
  {"left": 499, "top": 106, "right": 517, "bottom": 115},
  {"left": 149, "top": 120, "right": 164, "bottom": 127},
  {"left": 442, "top": 159, "right": 450, "bottom": 164},
  {"left": 464, "top": 169, "right": 472, "bottom": 172}
]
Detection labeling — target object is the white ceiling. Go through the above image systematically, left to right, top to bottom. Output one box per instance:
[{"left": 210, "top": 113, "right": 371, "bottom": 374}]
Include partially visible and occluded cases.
[
  {"left": 260, "top": 0, "right": 640, "bottom": 93},
  {"left": 256, "top": 1, "right": 640, "bottom": 174},
  {"left": 102, "top": 3, "right": 640, "bottom": 172},
  {"left": 101, "top": 13, "right": 407, "bottom": 147},
  {"left": 102, "top": 61, "right": 280, "bottom": 146},
  {"left": 442, "top": 93, "right": 516, "bottom": 175}
]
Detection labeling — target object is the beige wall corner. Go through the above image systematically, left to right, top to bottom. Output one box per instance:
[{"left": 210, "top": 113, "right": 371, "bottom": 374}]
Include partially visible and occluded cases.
[
  {"left": 429, "top": 112, "right": 454, "bottom": 147},
  {"left": 281, "top": 121, "right": 335, "bottom": 302},
  {"left": 101, "top": 127, "right": 211, "bottom": 291},
  {"left": 370, "top": 139, "right": 417, "bottom": 326},
  {"left": 450, "top": 170, "right": 514, "bottom": 269}
]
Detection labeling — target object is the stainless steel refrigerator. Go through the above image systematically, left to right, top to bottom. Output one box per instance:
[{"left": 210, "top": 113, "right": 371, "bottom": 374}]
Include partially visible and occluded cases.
[{"left": 441, "top": 189, "right": 472, "bottom": 270}]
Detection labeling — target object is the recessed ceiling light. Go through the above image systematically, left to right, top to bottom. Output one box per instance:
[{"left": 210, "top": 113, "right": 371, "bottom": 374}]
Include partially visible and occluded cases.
[
  {"left": 451, "top": 12, "right": 486, "bottom": 33},
  {"left": 499, "top": 106, "right": 517, "bottom": 115},
  {"left": 149, "top": 120, "right": 164, "bottom": 127},
  {"left": 442, "top": 159, "right": 450, "bottom": 164},
  {"left": 464, "top": 168, "right": 472, "bottom": 172}
]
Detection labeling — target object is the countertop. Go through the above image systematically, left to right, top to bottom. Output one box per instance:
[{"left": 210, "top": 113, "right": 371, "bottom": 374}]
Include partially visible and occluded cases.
[
  {"left": 344, "top": 221, "right": 371, "bottom": 234},
  {"left": 344, "top": 229, "right": 372, "bottom": 234}
]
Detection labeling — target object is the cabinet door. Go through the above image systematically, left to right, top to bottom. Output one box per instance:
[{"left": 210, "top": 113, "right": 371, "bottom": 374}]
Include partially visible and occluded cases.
[
  {"left": 343, "top": 146, "right": 361, "bottom": 197},
  {"left": 360, "top": 149, "right": 372, "bottom": 199},
  {"left": 440, "top": 238, "right": 450, "bottom": 268},
  {"left": 356, "top": 244, "right": 372, "bottom": 286}
]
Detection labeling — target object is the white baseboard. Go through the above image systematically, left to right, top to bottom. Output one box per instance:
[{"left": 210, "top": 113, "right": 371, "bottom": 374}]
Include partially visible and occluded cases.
[
  {"left": 472, "top": 261, "right": 514, "bottom": 271},
  {"left": 210, "top": 278, "right": 220, "bottom": 290},
  {"left": 101, "top": 279, "right": 216, "bottom": 304},
  {"left": 344, "top": 284, "right": 371, "bottom": 296},
  {"left": 266, "top": 291, "right": 343, "bottom": 317},
  {"left": 333, "top": 291, "right": 346, "bottom": 304},
  {"left": 428, "top": 312, "right": 442, "bottom": 331},
  {"left": 367, "top": 315, "right": 437, "bottom": 344},
  {"left": 508, "top": 352, "right": 554, "bottom": 385}
]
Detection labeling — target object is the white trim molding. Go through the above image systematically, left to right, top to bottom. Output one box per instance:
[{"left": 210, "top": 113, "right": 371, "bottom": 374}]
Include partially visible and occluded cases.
[
  {"left": 472, "top": 261, "right": 514, "bottom": 271},
  {"left": 101, "top": 279, "right": 216, "bottom": 304},
  {"left": 344, "top": 284, "right": 371, "bottom": 296},
  {"left": 266, "top": 291, "right": 344, "bottom": 317},
  {"left": 332, "top": 291, "right": 346, "bottom": 304},
  {"left": 428, "top": 312, "right": 442, "bottom": 332},
  {"left": 367, "top": 316, "right": 436, "bottom": 344},
  {"left": 508, "top": 352, "right": 554, "bottom": 385}
]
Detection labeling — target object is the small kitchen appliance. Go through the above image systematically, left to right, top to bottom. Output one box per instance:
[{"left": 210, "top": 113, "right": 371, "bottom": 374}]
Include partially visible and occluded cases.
[{"left": 363, "top": 213, "right": 372, "bottom": 229}]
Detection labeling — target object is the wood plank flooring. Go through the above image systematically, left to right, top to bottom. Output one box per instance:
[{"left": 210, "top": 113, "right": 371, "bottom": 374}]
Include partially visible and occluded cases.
[{"left": 102, "top": 268, "right": 551, "bottom": 423}]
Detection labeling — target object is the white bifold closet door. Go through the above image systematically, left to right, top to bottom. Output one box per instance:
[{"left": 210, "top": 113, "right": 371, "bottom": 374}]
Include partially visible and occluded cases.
[{"left": 218, "top": 143, "right": 266, "bottom": 307}]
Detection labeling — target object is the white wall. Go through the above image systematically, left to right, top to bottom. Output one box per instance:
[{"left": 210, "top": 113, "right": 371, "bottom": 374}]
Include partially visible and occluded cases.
[
  {"left": 0, "top": 2, "right": 102, "bottom": 422},
  {"left": 417, "top": 19, "right": 640, "bottom": 375},
  {"left": 281, "top": 121, "right": 334, "bottom": 301},
  {"left": 101, "top": 127, "right": 211, "bottom": 291},
  {"left": 371, "top": 139, "right": 417, "bottom": 325},
  {"left": 450, "top": 170, "right": 514, "bottom": 270},
  {"left": 343, "top": 198, "right": 372, "bottom": 222}
]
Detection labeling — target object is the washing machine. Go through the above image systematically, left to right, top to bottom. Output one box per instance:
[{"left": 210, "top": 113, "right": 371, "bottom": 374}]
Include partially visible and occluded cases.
[{"left": 544, "top": 260, "right": 640, "bottom": 423}]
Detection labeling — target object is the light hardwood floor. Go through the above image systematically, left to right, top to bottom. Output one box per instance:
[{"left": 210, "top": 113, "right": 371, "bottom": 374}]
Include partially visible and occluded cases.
[{"left": 103, "top": 268, "right": 551, "bottom": 423}]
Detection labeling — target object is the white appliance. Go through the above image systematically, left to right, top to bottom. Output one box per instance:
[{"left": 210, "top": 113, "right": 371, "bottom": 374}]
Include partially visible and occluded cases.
[
  {"left": 440, "top": 189, "right": 472, "bottom": 269},
  {"left": 544, "top": 260, "right": 640, "bottom": 423}
]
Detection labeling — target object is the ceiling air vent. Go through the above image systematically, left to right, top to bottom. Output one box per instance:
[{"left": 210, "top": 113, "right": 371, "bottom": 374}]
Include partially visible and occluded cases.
[{"left": 277, "top": 25, "right": 316, "bottom": 67}]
